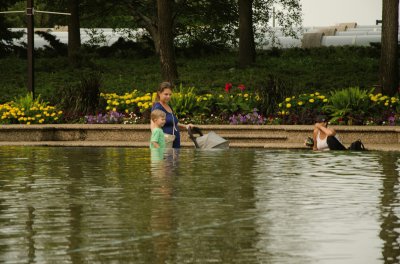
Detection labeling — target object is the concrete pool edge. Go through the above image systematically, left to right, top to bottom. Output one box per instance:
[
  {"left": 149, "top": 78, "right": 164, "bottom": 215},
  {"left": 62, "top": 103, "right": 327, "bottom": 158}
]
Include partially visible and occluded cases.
[{"left": 0, "top": 124, "right": 398, "bottom": 151}]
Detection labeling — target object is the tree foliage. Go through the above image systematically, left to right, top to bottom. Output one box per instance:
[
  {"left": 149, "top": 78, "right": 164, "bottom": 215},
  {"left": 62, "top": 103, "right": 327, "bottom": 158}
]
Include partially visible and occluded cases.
[
  {"left": 0, "top": 0, "right": 24, "bottom": 56},
  {"left": 3, "top": 0, "right": 302, "bottom": 51}
]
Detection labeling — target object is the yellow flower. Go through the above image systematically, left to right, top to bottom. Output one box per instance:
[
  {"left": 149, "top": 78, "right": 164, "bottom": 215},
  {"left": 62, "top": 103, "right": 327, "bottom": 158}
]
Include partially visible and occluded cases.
[
  {"left": 152, "top": 92, "right": 158, "bottom": 102},
  {"left": 285, "top": 98, "right": 291, "bottom": 102},
  {"left": 309, "top": 99, "right": 315, "bottom": 103},
  {"left": 323, "top": 99, "right": 328, "bottom": 103},
  {"left": 298, "top": 101, "right": 303, "bottom": 106},
  {"left": 286, "top": 103, "right": 292, "bottom": 108}
]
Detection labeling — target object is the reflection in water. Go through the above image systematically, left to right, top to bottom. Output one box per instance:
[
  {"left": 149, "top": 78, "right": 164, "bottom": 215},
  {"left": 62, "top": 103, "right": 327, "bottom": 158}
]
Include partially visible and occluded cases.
[
  {"left": 0, "top": 147, "right": 399, "bottom": 263},
  {"left": 150, "top": 148, "right": 178, "bottom": 264},
  {"left": 252, "top": 151, "right": 385, "bottom": 264},
  {"left": 379, "top": 153, "right": 400, "bottom": 264}
]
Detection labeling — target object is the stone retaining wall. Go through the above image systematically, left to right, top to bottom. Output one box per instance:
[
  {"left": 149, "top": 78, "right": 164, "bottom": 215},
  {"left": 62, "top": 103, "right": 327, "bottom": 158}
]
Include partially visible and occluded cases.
[{"left": 0, "top": 124, "right": 399, "bottom": 150}]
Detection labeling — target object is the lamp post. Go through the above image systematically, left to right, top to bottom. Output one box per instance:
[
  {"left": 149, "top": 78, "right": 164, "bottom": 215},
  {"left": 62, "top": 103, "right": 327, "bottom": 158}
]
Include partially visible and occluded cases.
[
  {"left": 27, "top": 0, "right": 34, "bottom": 98},
  {"left": 0, "top": 1, "right": 70, "bottom": 99}
]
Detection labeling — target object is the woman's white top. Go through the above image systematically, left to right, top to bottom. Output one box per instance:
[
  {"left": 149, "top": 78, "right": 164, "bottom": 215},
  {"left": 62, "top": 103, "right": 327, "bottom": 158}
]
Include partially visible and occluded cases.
[{"left": 316, "top": 131, "right": 329, "bottom": 150}]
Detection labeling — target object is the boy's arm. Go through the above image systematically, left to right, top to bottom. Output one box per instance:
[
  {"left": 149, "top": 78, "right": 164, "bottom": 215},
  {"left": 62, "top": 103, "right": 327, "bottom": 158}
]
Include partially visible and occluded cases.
[
  {"left": 150, "top": 128, "right": 162, "bottom": 148},
  {"left": 151, "top": 141, "right": 160, "bottom": 148}
]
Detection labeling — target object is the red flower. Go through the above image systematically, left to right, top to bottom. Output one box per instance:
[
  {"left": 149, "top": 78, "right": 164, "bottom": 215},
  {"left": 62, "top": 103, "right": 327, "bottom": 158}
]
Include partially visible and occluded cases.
[
  {"left": 225, "top": 83, "right": 232, "bottom": 92},
  {"left": 238, "top": 84, "right": 246, "bottom": 91}
]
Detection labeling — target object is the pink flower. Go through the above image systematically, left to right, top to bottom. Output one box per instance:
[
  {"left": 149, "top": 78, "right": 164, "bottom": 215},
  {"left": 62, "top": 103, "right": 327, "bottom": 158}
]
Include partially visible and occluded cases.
[
  {"left": 225, "top": 83, "right": 232, "bottom": 92},
  {"left": 238, "top": 84, "right": 246, "bottom": 91}
]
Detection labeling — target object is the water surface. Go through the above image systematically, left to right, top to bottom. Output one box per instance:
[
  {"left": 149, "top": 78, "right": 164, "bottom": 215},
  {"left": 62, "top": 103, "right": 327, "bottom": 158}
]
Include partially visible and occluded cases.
[{"left": 0, "top": 147, "right": 399, "bottom": 263}]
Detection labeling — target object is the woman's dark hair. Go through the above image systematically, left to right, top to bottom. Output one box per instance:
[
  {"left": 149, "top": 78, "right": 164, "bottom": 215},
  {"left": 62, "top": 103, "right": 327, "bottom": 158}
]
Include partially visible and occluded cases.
[
  {"left": 155, "top": 81, "right": 173, "bottom": 101},
  {"left": 315, "top": 115, "right": 327, "bottom": 123}
]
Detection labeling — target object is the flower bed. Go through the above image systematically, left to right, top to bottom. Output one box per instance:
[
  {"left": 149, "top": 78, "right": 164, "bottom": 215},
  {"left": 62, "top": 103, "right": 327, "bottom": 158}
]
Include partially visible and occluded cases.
[
  {"left": 1, "top": 86, "right": 399, "bottom": 126},
  {"left": 92, "top": 86, "right": 399, "bottom": 126},
  {"left": 0, "top": 94, "right": 63, "bottom": 125}
]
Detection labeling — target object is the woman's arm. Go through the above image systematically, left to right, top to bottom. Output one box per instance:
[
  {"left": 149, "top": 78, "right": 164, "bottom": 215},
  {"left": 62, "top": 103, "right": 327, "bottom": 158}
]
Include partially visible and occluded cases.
[
  {"left": 178, "top": 123, "right": 194, "bottom": 130},
  {"left": 315, "top": 123, "right": 336, "bottom": 136},
  {"left": 312, "top": 128, "right": 318, "bottom": 150}
]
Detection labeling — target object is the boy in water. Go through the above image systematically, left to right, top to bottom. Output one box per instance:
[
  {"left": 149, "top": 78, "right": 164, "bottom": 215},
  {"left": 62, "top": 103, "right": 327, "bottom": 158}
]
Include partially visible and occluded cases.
[{"left": 150, "top": 109, "right": 166, "bottom": 149}]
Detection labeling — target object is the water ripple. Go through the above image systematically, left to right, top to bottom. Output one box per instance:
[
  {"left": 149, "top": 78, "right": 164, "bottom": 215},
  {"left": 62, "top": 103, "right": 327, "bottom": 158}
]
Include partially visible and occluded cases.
[{"left": 0, "top": 147, "right": 398, "bottom": 263}]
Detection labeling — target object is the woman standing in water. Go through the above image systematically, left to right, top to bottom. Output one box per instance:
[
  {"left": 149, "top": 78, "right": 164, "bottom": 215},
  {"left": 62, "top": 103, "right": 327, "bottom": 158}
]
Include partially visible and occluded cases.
[{"left": 151, "top": 82, "right": 193, "bottom": 148}]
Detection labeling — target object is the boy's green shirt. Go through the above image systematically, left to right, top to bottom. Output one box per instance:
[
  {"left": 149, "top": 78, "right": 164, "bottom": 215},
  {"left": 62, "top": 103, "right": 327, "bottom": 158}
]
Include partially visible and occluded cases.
[{"left": 150, "top": 127, "right": 166, "bottom": 149}]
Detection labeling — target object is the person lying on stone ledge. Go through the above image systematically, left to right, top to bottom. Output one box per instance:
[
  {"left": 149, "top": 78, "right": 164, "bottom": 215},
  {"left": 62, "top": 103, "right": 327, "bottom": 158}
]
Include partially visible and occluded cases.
[{"left": 311, "top": 115, "right": 346, "bottom": 151}]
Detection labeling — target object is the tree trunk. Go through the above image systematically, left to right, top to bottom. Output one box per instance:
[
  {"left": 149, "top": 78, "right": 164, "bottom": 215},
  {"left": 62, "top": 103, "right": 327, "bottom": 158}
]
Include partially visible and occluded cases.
[
  {"left": 68, "top": 0, "right": 81, "bottom": 66},
  {"left": 157, "top": 0, "right": 178, "bottom": 83},
  {"left": 238, "top": 0, "right": 256, "bottom": 68},
  {"left": 380, "top": 0, "right": 399, "bottom": 96},
  {"left": 145, "top": 24, "right": 160, "bottom": 55}
]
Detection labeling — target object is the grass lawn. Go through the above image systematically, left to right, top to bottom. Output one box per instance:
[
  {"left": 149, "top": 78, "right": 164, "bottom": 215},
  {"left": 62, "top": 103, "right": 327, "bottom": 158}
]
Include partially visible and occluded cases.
[{"left": 0, "top": 46, "right": 380, "bottom": 104}]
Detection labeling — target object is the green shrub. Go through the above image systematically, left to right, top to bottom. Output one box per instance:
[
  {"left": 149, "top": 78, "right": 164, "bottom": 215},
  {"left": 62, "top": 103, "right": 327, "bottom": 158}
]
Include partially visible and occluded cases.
[
  {"left": 59, "top": 72, "right": 101, "bottom": 121},
  {"left": 254, "top": 75, "right": 297, "bottom": 116},
  {"left": 170, "top": 85, "right": 199, "bottom": 117},
  {"left": 323, "top": 87, "right": 372, "bottom": 125}
]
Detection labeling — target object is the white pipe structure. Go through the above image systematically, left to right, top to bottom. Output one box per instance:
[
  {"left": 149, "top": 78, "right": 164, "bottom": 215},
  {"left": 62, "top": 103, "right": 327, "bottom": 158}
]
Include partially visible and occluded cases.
[{"left": 5, "top": 23, "right": 398, "bottom": 50}]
